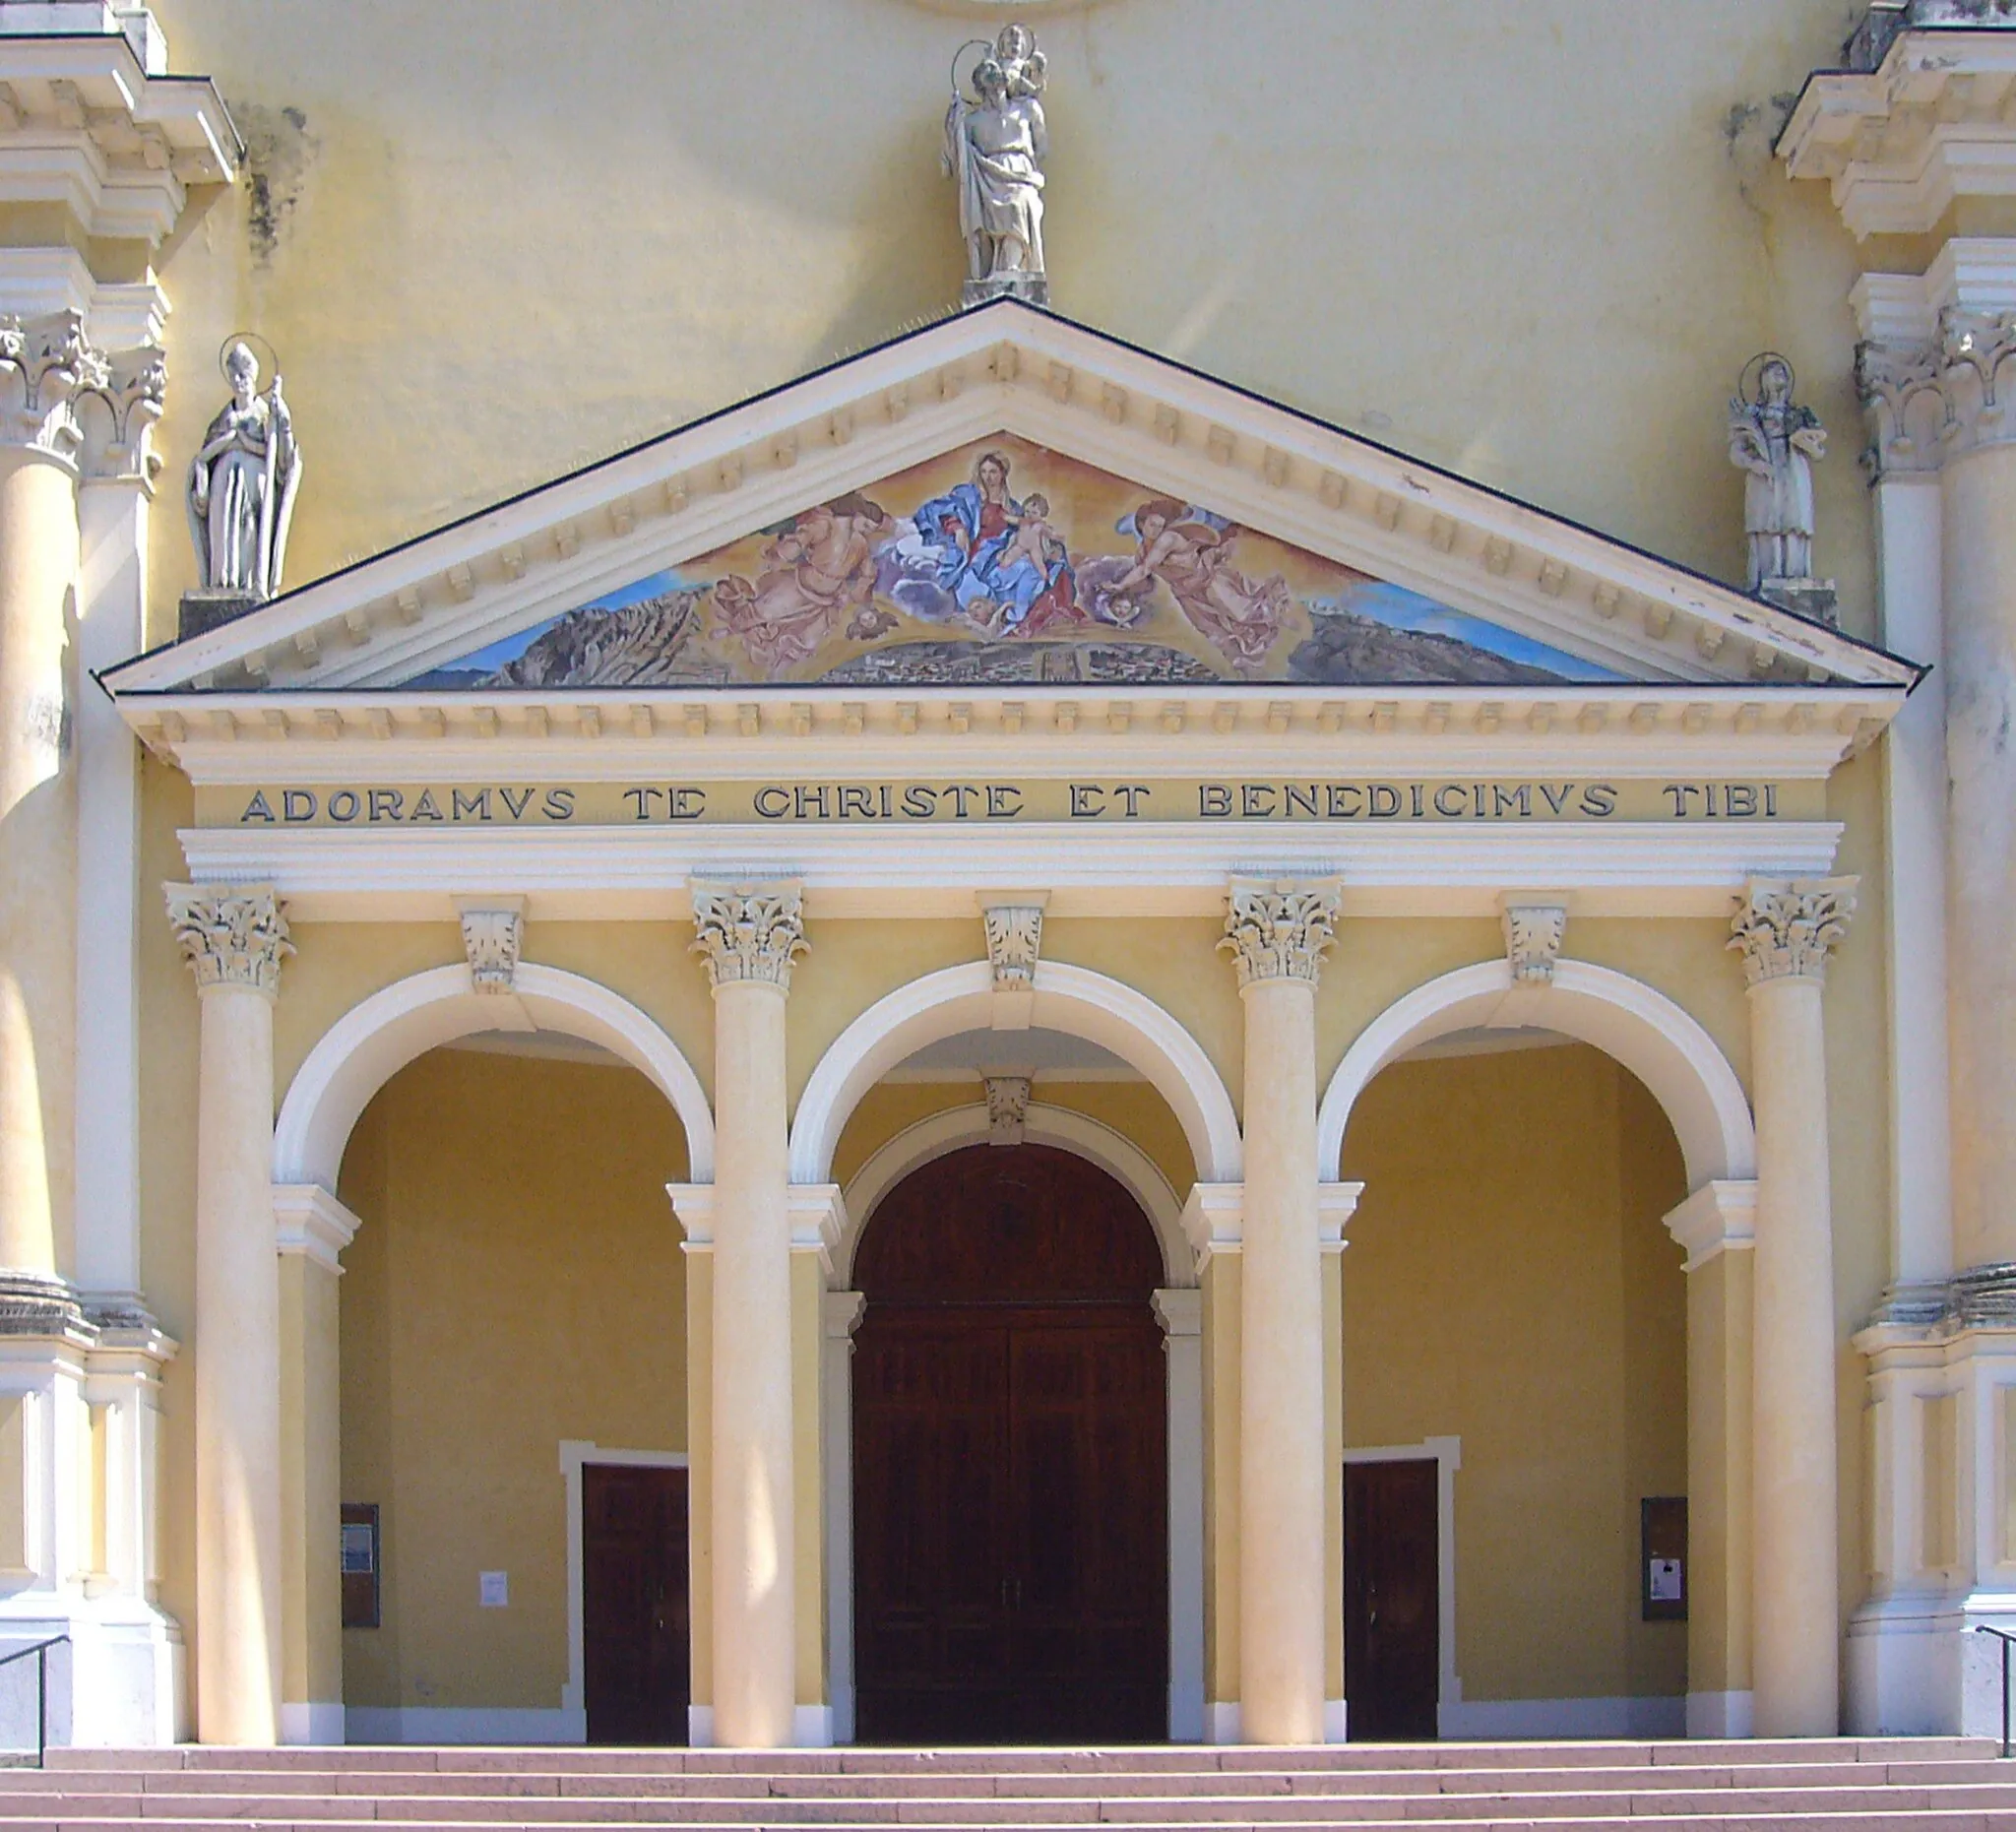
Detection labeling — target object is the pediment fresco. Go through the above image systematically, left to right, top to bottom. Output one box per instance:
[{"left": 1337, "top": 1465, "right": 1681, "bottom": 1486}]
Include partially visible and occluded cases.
[{"left": 404, "top": 434, "right": 1618, "bottom": 691}]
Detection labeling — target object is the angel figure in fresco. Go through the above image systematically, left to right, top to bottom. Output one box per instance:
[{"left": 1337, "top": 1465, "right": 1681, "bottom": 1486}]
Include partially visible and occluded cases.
[
  {"left": 912, "top": 449, "right": 1075, "bottom": 634},
  {"left": 711, "top": 494, "right": 894, "bottom": 672},
  {"left": 1099, "top": 499, "right": 1292, "bottom": 673}
]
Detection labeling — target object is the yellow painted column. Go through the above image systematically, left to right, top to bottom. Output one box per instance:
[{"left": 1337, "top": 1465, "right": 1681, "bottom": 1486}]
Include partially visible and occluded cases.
[
  {"left": 0, "top": 313, "right": 92, "bottom": 1295},
  {"left": 1943, "top": 441, "right": 2016, "bottom": 1276},
  {"left": 1220, "top": 876, "right": 1340, "bottom": 1744},
  {"left": 1731, "top": 877, "right": 1857, "bottom": 1738},
  {"left": 689, "top": 881, "right": 806, "bottom": 1749},
  {"left": 166, "top": 883, "right": 293, "bottom": 1746}
]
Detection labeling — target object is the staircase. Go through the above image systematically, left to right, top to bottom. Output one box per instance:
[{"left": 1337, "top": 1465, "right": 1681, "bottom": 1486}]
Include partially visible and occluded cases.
[{"left": 0, "top": 1739, "right": 2007, "bottom": 1831}]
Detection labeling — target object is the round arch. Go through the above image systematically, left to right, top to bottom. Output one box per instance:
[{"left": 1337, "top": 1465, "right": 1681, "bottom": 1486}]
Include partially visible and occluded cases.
[
  {"left": 1315, "top": 958, "right": 1754, "bottom": 1190},
  {"left": 788, "top": 960, "right": 1241, "bottom": 1188},
  {"left": 273, "top": 961, "right": 715, "bottom": 1190},
  {"left": 837, "top": 1101, "right": 1191, "bottom": 1289}
]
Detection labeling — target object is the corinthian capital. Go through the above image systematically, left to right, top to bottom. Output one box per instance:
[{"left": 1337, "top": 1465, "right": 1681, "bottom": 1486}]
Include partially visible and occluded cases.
[
  {"left": 0, "top": 310, "right": 105, "bottom": 460},
  {"left": 1857, "top": 310, "right": 2016, "bottom": 476},
  {"left": 77, "top": 345, "right": 167, "bottom": 484},
  {"left": 1219, "top": 876, "right": 1342, "bottom": 988},
  {"left": 1729, "top": 877, "right": 1858, "bottom": 988},
  {"left": 690, "top": 880, "right": 808, "bottom": 993},
  {"left": 164, "top": 883, "right": 292, "bottom": 996}
]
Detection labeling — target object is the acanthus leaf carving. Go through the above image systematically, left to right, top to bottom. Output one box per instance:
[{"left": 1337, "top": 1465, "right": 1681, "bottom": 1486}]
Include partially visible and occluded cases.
[
  {"left": 0, "top": 309, "right": 103, "bottom": 460},
  {"left": 1857, "top": 309, "right": 2016, "bottom": 477},
  {"left": 77, "top": 345, "right": 167, "bottom": 484},
  {"left": 1219, "top": 876, "right": 1342, "bottom": 988},
  {"left": 1729, "top": 876, "right": 1858, "bottom": 987},
  {"left": 690, "top": 880, "right": 808, "bottom": 993},
  {"left": 164, "top": 882, "right": 292, "bottom": 996},
  {"left": 979, "top": 900, "right": 1044, "bottom": 993},
  {"left": 1502, "top": 903, "right": 1568, "bottom": 986},
  {"left": 459, "top": 906, "right": 524, "bottom": 994},
  {"left": 984, "top": 1074, "right": 1033, "bottom": 1146}
]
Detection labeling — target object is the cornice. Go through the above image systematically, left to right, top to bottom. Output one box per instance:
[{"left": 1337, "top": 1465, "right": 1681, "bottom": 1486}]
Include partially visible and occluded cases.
[
  {"left": 1779, "top": 24, "right": 2016, "bottom": 239},
  {"left": 0, "top": 31, "right": 239, "bottom": 244},
  {"left": 99, "top": 304, "right": 1917, "bottom": 700},
  {"left": 119, "top": 681, "right": 1905, "bottom": 786},
  {"left": 173, "top": 816, "right": 1848, "bottom": 924}
]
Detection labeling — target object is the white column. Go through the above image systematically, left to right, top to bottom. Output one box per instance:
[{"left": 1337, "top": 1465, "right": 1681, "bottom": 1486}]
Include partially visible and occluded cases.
[
  {"left": 73, "top": 349, "right": 163, "bottom": 1305},
  {"left": 1219, "top": 876, "right": 1339, "bottom": 1745},
  {"left": 1731, "top": 876, "right": 1857, "bottom": 1738},
  {"left": 690, "top": 880, "right": 805, "bottom": 1750},
  {"left": 166, "top": 883, "right": 291, "bottom": 1746},
  {"left": 1155, "top": 1287, "right": 1206, "bottom": 1743},
  {"left": 821, "top": 1290, "right": 864, "bottom": 1745}
]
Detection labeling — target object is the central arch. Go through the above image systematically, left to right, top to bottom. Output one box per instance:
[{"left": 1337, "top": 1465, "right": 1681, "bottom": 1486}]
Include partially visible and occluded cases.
[
  {"left": 788, "top": 960, "right": 1240, "bottom": 1189},
  {"left": 849, "top": 1141, "right": 1170, "bottom": 1744}
]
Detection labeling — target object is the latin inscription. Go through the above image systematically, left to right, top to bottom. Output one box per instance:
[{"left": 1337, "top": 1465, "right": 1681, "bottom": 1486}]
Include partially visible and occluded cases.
[{"left": 220, "top": 778, "right": 1801, "bottom": 828}]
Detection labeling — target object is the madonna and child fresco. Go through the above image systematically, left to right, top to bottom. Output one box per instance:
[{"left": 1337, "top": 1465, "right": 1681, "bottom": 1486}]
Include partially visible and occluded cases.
[{"left": 410, "top": 435, "right": 1616, "bottom": 690}]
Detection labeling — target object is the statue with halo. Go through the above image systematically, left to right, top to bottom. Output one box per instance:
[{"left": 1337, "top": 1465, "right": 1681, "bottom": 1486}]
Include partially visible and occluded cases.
[
  {"left": 943, "top": 24, "right": 1049, "bottom": 308},
  {"left": 182, "top": 336, "right": 302, "bottom": 635},
  {"left": 1727, "top": 351, "right": 1836, "bottom": 624}
]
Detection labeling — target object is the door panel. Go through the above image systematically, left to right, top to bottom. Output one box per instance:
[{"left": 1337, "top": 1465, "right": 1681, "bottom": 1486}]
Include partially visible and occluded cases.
[
  {"left": 851, "top": 1145, "right": 1168, "bottom": 1744},
  {"left": 1344, "top": 1459, "right": 1440, "bottom": 1741},
  {"left": 582, "top": 1464, "right": 689, "bottom": 1745}
]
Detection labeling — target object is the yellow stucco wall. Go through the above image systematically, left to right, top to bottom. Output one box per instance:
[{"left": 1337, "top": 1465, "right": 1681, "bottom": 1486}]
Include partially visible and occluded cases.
[
  {"left": 1341, "top": 1041, "right": 1689, "bottom": 1706},
  {"left": 335, "top": 1047, "right": 691, "bottom": 1713}
]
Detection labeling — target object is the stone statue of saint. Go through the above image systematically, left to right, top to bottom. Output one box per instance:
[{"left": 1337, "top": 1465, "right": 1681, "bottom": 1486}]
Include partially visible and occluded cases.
[
  {"left": 943, "top": 26, "right": 1048, "bottom": 307},
  {"left": 187, "top": 339, "right": 302, "bottom": 602},
  {"left": 1728, "top": 353, "right": 1825, "bottom": 593}
]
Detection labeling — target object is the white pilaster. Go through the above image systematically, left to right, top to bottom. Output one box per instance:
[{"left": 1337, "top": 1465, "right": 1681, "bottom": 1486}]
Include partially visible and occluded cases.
[{"left": 1154, "top": 1287, "right": 1205, "bottom": 1743}]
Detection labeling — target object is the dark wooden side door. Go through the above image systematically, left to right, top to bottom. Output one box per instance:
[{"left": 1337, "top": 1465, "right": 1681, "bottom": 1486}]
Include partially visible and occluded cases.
[
  {"left": 852, "top": 1144, "right": 1167, "bottom": 1743},
  {"left": 1344, "top": 1459, "right": 1440, "bottom": 1741},
  {"left": 583, "top": 1463, "right": 689, "bottom": 1744}
]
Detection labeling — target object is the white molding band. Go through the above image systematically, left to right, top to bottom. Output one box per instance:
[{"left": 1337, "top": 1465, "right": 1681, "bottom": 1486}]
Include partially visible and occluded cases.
[
  {"left": 174, "top": 819, "right": 1849, "bottom": 925},
  {"left": 1317, "top": 956, "right": 1755, "bottom": 1190},
  {"left": 788, "top": 959, "right": 1241, "bottom": 1187},
  {"left": 273, "top": 961, "right": 714, "bottom": 1187},
  {"left": 838, "top": 1101, "right": 1190, "bottom": 1288},
  {"left": 1176, "top": 1182, "right": 1361, "bottom": 1271},
  {"left": 271, "top": 1184, "right": 361, "bottom": 1273},
  {"left": 557, "top": 1440, "right": 689, "bottom": 1729}
]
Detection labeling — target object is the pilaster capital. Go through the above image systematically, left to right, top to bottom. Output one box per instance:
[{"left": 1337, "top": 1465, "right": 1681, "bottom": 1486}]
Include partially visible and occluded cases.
[
  {"left": 0, "top": 308, "right": 99, "bottom": 461},
  {"left": 1858, "top": 311, "right": 2016, "bottom": 475},
  {"left": 76, "top": 343, "right": 165, "bottom": 485},
  {"left": 1219, "top": 876, "right": 1342, "bottom": 988},
  {"left": 1729, "top": 876, "right": 1858, "bottom": 988},
  {"left": 689, "top": 878, "right": 807, "bottom": 993},
  {"left": 163, "top": 880, "right": 291, "bottom": 996}
]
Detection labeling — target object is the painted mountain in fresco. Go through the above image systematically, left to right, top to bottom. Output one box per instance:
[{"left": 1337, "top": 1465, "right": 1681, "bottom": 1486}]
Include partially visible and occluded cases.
[{"left": 406, "top": 434, "right": 1618, "bottom": 690}]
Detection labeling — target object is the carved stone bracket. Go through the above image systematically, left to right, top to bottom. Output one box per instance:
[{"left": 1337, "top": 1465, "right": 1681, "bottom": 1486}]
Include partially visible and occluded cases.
[
  {"left": 1858, "top": 310, "right": 2016, "bottom": 476},
  {"left": 1219, "top": 876, "right": 1342, "bottom": 988},
  {"left": 1729, "top": 876, "right": 1858, "bottom": 988},
  {"left": 690, "top": 879, "right": 808, "bottom": 993},
  {"left": 164, "top": 881, "right": 292, "bottom": 996},
  {"left": 978, "top": 891, "right": 1046, "bottom": 1030},
  {"left": 1501, "top": 902, "right": 1568, "bottom": 986},
  {"left": 458, "top": 903, "right": 524, "bottom": 994},
  {"left": 984, "top": 1074, "right": 1033, "bottom": 1147}
]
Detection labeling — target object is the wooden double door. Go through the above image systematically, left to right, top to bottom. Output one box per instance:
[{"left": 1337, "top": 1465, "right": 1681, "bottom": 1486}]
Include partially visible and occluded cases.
[{"left": 851, "top": 1145, "right": 1168, "bottom": 1743}]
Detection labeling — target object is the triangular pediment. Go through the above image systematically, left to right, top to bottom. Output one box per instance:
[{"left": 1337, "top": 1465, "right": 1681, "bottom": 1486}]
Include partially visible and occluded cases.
[{"left": 102, "top": 302, "right": 1920, "bottom": 701}]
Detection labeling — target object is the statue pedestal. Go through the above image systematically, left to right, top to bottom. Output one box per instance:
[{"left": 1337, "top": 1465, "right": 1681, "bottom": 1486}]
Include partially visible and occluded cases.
[
  {"left": 963, "top": 274, "right": 1048, "bottom": 310},
  {"left": 1758, "top": 577, "right": 1839, "bottom": 628},
  {"left": 178, "top": 590, "right": 262, "bottom": 642}
]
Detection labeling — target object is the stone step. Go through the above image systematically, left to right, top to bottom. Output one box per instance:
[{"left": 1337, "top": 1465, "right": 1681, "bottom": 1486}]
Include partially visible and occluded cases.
[
  {"left": 7, "top": 1766, "right": 2016, "bottom": 1802},
  {"left": 0, "top": 1814, "right": 2014, "bottom": 1832}
]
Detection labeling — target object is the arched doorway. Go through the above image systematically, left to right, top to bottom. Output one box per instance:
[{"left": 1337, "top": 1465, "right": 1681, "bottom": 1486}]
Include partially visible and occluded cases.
[{"left": 851, "top": 1143, "right": 1168, "bottom": 1743}]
